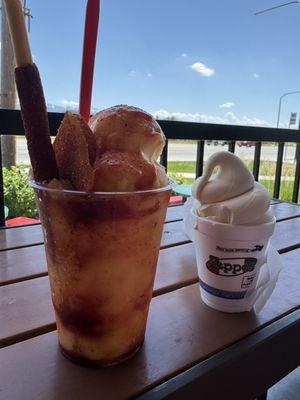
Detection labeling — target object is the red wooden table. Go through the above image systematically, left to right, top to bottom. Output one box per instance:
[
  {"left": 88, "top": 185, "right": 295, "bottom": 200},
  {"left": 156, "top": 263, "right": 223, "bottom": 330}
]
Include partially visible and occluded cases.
[{"left": 0, "top": 200, "right": 300, "bottom": 399}]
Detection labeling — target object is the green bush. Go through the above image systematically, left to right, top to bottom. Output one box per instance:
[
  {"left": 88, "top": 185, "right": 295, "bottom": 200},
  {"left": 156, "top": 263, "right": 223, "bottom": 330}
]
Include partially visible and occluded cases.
[
  {"left": 3, "top": 166, "right": 37, "bottom": 218},
  {"left": 168, "top": 172, "right": 190, "bottom": 185}
]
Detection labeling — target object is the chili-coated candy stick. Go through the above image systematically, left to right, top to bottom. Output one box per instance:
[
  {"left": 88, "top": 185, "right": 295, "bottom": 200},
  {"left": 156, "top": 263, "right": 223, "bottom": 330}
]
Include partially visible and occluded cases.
[{"left": 15, "top": 63, "right": 59, "bottom": 181}]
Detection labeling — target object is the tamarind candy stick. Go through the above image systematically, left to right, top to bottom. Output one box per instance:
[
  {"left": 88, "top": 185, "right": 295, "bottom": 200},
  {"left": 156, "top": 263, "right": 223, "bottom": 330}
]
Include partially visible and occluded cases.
[
  {"left": 3, "top": 0, "right": 58, "bottom": 181},
  {"left": 15, "top": 63, "right": 59, "bottom": 181}
]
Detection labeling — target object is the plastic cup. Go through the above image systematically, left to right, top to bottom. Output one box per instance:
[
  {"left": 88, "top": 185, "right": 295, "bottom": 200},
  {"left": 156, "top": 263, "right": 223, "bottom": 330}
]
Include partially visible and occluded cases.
[
  {"left": 30, "top": 179, "right": 172, "bottom": 366},
  {"left": 184, "top": 200, "right": 277, "bottom": 313}
]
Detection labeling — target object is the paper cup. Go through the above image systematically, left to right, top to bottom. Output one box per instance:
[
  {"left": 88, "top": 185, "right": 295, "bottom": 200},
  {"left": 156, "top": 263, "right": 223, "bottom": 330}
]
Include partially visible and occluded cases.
[{"left": 184, "top": 199, "right": 278, "bottom": 313}]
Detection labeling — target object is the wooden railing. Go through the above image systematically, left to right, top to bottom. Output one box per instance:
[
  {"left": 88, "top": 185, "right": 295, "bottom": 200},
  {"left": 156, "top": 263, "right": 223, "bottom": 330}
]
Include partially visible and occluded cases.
[{"left": 1, "top": 108, "right": 300, "bottom": 227}]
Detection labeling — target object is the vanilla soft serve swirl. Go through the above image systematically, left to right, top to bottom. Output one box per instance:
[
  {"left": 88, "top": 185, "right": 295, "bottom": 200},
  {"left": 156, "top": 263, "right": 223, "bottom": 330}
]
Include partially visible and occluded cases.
[{"left": 192, "top": 151, "right": 274, "bottom": 225}]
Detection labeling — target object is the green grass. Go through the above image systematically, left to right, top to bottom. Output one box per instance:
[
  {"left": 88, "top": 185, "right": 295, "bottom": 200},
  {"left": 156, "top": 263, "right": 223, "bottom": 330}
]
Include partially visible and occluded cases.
[
  {"left": 168, "top": 160, "right": 297, "bottom": 202},
  {"left": 168, "top": 160, "right": 296, "bottom": 176},
  {"left": 168, "top": 161, "right": 195, "bottom": 173},
  {"left": 260, "top": 180, "right": 296, "bottom": 202}
]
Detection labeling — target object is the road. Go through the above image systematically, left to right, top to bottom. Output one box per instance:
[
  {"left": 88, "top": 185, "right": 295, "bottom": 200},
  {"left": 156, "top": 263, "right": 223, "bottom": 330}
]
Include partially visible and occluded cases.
[
  {"left": 15, "top": 138, "right": 296, "bottom": 164},
  {"left": 167, "top": 143, "right": 296, "bottom": 162}
]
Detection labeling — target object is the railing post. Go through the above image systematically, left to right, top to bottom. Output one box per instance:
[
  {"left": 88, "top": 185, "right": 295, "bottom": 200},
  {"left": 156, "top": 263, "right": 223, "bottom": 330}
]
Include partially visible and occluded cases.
[
  {"left": 0, "top": 139, "right": 5, "bottom": 227},
  {"left": 160, "top": 139, "right": 168, "bottom": 172},
  {"left": 196, "top": 141, "right": 205, "bottom": 177},
  {"left": 228, "top": 141, "right": 236, "bottom": 153},
  {"left": 253, "top": 142, "right": 262, "bottom": 181},
  {"left": 274, "top": 143, "right": 285, "bottom": 198},
  {"left": 292, "top": 143, "right": 300, "bottom": 203}
]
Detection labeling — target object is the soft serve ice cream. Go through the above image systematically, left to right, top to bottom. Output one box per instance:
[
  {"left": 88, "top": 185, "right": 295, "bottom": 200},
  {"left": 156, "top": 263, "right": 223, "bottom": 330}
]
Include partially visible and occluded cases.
[
  {"left": 185, "top": 151, "right": 279, "bottom": 313},
  {"left": 191, "top": 151, "right": 274, "bottom": 225}
]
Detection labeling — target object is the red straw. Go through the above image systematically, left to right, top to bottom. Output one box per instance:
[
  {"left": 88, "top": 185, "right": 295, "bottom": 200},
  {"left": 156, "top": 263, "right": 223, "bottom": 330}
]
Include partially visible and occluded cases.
[{"left": 79, "top": 0, "right": 100, "bottom": 122}]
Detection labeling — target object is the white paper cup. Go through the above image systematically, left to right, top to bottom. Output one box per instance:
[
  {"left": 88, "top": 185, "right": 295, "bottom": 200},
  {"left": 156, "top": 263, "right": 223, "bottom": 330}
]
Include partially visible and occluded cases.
[{"left": 184, "top": 200, "right": 277, "bottom": 313}]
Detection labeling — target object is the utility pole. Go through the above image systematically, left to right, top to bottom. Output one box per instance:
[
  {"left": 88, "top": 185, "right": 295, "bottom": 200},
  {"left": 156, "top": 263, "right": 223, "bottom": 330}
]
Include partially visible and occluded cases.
[{"left": 1, "top": 0, "right": 32, "bottom": 168}]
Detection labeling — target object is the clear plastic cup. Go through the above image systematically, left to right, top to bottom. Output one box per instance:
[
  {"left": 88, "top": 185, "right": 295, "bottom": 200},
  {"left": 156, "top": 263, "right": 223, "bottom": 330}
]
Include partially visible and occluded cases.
[{"left": 30, "top": 179, "right": 172, "bottom": 366}]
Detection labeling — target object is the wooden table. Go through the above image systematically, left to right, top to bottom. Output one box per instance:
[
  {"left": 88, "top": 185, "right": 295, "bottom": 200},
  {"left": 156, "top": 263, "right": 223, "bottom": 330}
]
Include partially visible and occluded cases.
[{"left": 0, "top": 200, "right": 300, "bottom": 400}]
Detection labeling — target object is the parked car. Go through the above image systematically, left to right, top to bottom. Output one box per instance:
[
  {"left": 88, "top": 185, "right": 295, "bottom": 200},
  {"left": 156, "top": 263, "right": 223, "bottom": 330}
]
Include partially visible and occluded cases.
[
  {"left": 207, "top": 140, "right": 228, "bottom": 146},
  {"left": 238, "top": 141, "right": 256, "bottom": 147}
]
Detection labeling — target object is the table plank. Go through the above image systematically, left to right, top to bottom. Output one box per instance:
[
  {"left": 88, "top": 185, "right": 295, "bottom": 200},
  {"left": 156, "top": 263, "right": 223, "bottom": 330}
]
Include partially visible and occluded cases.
[
  {"left": 270, "top": 199, "right": 281, "bottom": 205},
  {"left": 270, "top": 201, "right": 300, "bottom": 221},
  {"left": 1, "top": 202, "right": 299, "bottom": 252},
  {"left": 165, "top": 202, "right": 300, "bottom": 223},
  {"left": 165, "top": 204, "right": 184, "bottom": 223},
  {"left": 0, "top": 205, "right": 184, "bottom": 252},
  {"left": 1, "top": 213, "right": 300, "bottom": 287},
  {"left": 161, "top": 215, "right": 300, "bottom": 250},
  {"left": 271, "top": 218, "right": 300, "bottom": 252},
  {"left": 0, "top": 219, "right": 188, "bottom": 253},
  {"left": 0, "top": 221, "right": 191, "bottom": 286},
  {"left": 161, "top": 221, "right": 189, "bottom": 248},
  {"left": 0, "top": 224, "right": 43, "bottom": 251},
  {"left": 0, "top": 233, "right": 299, "bottom": 351},
  {"left": 0, "top": 243, "right": 197, "bottom": 347},
  {"left": 154, "top": 244, "right": 197, "bottom": 295},
  {"left": 0, "top": 245, "right": 47, "bottom": 286},
  {"left": 1, "top": 248, "right": 300, "bottom": 400},
  {"left": 0, "top": 277, "right": 55, "bottom": 347},
  {"left": 139, "top": 309, "right": 300, "bottom": 400}
]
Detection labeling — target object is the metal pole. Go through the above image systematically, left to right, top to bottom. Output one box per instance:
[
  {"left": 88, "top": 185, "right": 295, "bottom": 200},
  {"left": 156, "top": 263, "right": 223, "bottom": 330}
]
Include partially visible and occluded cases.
[
  {"left": 0, "top": 0, "right": 32, "bottom": 169},
  {"left": 1, "top": 0, "right": 17, "bottom": 168},
  {"left": 255, "top": 0, "right": 300, "bottom": 179},
  {"left": 255, "top": 1, "right": 300, "bottom": 16},
  {"left": 276, "top": 91, "right": 300, "bottom": 128},
  {"left": 274, "top": 92, "right": 300, "bottom": 198},
  {"left": 277, "top": 96, "right": 283, "bottom": 128},
  {"left": 283, "top": 119, "right": 292, "bottom": 161}
]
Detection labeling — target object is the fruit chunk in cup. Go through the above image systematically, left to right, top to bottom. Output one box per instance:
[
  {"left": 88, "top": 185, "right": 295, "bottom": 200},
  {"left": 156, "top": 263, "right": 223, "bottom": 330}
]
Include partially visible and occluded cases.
[{"left": 31, "top": 179, "right": 172, "bottom": 367}]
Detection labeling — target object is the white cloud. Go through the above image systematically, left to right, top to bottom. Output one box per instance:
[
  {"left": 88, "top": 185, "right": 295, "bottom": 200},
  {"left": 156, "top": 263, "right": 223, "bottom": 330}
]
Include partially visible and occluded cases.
[
  {"left": 181, "top": 53, "right": 187, "bottom": 57},
  {"left": 191, "top": 62, "right": 214, "bottom": 77},
  {"left": 129, "top": 70, "right": 137, "bottom": 78},
  {"left": 129, "top": 70, "right": 153, "bottom": 78},
  {"left": 253, "top": 73, "right": 260, "bottom": 78},
  {"left": 61, "top": 100, "right": 79, "bottom": 108},
  {"left": 219, "top": 102, "right": 235, "bottom": 109},
  {"left": 152, "top": 109, "right": 270, "bottom": 127}
]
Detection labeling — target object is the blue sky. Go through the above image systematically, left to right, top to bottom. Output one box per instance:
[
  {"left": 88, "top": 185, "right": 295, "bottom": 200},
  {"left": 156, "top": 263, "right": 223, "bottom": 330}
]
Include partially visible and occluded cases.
[{"left": 20, "top": 1, "right": 300, "bottom": 127}]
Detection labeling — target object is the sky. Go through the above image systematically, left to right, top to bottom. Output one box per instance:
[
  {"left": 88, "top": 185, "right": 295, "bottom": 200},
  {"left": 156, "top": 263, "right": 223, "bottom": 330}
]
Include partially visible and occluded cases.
[{"left": 6, "top": 0, "right": 300, "bottom": 127}]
